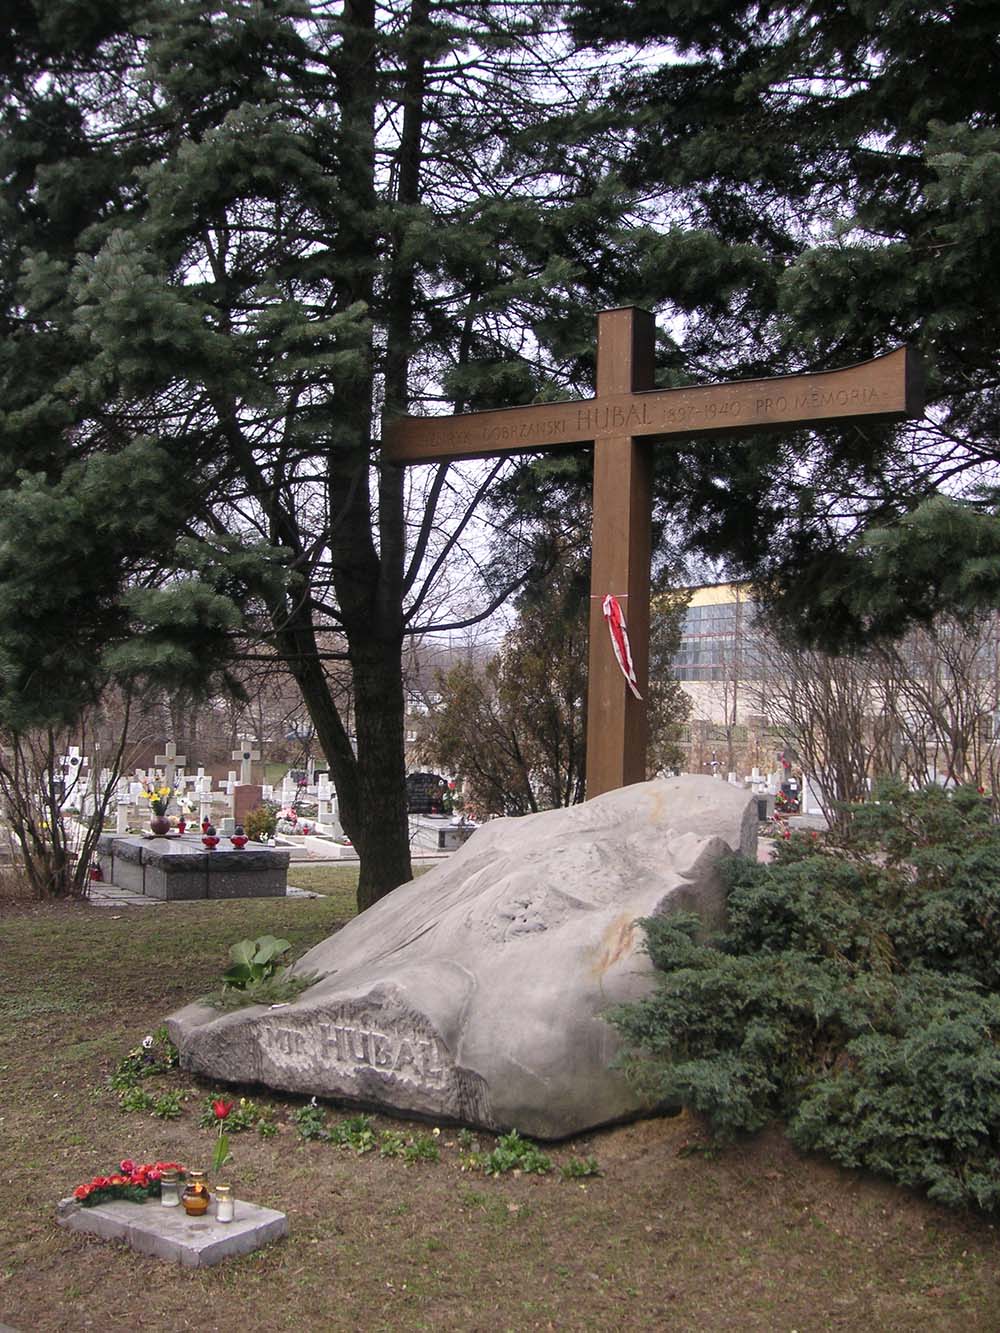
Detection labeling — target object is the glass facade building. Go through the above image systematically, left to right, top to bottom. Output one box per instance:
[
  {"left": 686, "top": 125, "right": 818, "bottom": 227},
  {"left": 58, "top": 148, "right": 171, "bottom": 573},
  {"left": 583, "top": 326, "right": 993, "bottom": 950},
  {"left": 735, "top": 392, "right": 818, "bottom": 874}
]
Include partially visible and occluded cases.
[{"left": 672, "top": 586, "right": 760, "bottom": 682}]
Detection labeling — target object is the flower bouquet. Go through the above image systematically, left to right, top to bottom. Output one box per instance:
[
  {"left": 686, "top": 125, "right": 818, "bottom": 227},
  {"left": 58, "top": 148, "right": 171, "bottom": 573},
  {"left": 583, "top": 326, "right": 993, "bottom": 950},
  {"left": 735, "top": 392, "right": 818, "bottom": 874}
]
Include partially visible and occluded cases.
[
  {"left": 140, "top": 781, "right": 174, "bottom": 816},
  {"left": 72, "top": 1159, "right": 186, "bottom": 1207}
]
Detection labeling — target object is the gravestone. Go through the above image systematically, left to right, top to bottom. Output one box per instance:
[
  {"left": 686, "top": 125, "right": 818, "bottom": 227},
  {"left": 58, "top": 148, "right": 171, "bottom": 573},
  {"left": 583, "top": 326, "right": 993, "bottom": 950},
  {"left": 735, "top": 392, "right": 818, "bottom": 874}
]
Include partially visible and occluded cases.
[
  {"left": 406, "top": 771, "right": 448, "bottom": 815},
  {"left": 315, "top": 774, "right": 336, "bottom": 830},
  {"left": 167, "top": 775, "right": 757, "bottom": 1139},
  {"left": 233, "top": 785, "right": 264, "bottom": 828}
]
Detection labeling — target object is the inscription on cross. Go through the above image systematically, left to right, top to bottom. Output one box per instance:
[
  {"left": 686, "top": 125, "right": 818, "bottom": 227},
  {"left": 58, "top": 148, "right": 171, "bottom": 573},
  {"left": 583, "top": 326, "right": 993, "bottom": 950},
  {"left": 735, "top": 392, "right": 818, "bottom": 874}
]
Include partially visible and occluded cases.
[
  {"left": 384, "top": 308, "right": 924, "bottom": 797},
  {"left": 154, "top": 741, "right": 186, "bottom": 791}
]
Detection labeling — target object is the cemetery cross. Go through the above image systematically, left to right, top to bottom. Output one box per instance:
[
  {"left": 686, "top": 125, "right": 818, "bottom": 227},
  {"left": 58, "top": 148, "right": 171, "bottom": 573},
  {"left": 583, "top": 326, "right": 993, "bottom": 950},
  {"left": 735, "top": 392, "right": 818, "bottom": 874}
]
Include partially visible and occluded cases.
[
  {"left": 383, "top": 308, "right": 924, "bottom": 798},
  {"left": 154, "top": 741, "right": 186, "bottom": 792},
  {"left": 232, "top": 745, "right": 262, "bottom": 787}
]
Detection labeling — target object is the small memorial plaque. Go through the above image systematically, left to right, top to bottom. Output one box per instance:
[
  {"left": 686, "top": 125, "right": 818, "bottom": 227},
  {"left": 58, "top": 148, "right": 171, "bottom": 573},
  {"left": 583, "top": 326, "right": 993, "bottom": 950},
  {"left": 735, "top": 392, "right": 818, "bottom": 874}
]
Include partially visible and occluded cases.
[{"left": 406, "top": 771, "right": 448, "bottom": 815}]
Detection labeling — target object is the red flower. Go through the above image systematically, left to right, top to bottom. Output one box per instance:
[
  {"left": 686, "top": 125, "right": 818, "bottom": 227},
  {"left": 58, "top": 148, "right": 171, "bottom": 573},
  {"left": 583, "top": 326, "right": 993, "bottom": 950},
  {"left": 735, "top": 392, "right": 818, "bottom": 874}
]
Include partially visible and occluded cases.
[
  {"left": 212, "top": 1099, "right": 235, "bottom": 1120},
  {"left": 119, "top": 1158, "right": 136, "bottom": 1174},
  {"left": 73, "top": 1184, "right": 92, "bottom": 1200}
]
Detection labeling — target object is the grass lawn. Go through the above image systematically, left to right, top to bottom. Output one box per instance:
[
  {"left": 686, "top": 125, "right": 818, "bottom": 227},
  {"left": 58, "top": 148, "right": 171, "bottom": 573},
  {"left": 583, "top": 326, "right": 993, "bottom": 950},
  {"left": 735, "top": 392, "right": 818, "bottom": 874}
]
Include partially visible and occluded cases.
[
  {"left": 282, "top": 863, "right": 362, "bottom": 916},
  {"left": 3, "top": 884, "right": 1000, "bottom": 1331}
]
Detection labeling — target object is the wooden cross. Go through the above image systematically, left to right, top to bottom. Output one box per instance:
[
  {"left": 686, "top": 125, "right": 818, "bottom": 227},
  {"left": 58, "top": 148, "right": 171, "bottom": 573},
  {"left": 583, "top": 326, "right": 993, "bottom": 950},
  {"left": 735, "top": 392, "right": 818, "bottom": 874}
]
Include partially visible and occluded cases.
[
  {"left": 384, "top": 308, "right": 924, "bottom": 798},
  {"left": 154, "top": 741, "right": 186, "bottom": 791},
  {"left": 232, "top": 745, "right": 261, "bottom": 786}
]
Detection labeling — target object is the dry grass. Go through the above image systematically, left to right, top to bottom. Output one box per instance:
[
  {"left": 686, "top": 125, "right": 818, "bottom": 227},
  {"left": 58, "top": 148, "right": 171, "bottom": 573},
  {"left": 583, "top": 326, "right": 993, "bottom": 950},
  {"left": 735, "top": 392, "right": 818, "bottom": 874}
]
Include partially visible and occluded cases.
[{"left": 2, "top": 891, "right": 1000, "bottom": 1332}]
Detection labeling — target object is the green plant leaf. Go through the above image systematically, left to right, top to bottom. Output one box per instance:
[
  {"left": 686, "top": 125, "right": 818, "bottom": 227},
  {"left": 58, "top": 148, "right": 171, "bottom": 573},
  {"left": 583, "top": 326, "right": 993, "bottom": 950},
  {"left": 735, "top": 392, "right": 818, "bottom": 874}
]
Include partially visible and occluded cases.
[
  {"left": 252, "top": 936, "right": 291, "bottom": 966},
  {"left": 228, "top": 939, "right": 258, "bottom": 968}
]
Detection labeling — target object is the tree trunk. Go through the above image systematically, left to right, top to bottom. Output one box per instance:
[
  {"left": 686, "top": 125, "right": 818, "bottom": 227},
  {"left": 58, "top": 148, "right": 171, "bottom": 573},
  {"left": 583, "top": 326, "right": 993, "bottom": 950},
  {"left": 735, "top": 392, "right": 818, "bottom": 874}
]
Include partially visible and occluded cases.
[
  {"left": 322, "top": 0, "right": 413, "bottom": 906},
  {"left": 350, "top": 635, "right": 411, "bottom": 909}
]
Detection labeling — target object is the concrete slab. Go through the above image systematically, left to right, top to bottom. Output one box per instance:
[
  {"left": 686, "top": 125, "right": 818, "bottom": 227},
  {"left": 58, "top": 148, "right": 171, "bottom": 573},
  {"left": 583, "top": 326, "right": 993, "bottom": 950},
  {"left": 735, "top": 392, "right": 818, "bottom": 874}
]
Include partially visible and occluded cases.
[{"left": 57, "top": 1196, "right": 287, "bottom": 1267}]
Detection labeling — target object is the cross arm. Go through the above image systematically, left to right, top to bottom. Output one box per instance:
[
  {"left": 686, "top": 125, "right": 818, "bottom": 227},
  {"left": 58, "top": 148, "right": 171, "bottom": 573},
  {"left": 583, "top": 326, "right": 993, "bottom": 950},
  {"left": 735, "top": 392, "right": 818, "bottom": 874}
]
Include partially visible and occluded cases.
[{"left": 381, "top": 347, "right": 923, "bottom": 465}]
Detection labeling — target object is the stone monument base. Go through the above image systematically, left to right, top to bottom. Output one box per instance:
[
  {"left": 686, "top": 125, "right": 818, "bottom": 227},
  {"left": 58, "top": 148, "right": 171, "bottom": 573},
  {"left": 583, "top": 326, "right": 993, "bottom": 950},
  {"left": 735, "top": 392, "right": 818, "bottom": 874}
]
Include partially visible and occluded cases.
[
  {"left": 168, "top": 776, "right": 757, "bottom": 1139},
  {"left": 96, "top": 834, "right": 290, "bottom": 900},
  {"left": 57, "top": 1195, "right": 287, "bottom": 1267}
]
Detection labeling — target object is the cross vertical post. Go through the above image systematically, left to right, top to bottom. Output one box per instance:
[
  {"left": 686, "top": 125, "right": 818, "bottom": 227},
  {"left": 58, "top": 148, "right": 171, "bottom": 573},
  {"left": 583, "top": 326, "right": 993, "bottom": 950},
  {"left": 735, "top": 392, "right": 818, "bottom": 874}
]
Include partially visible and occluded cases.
[{"left": 586, "top": 308, "right": 655, "bottom": 798}]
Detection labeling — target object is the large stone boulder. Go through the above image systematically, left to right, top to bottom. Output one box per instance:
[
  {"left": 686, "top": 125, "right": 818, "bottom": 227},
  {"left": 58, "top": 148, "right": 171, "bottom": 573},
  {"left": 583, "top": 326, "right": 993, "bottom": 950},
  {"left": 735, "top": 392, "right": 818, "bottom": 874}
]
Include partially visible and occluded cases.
[{"left": 167, "top": 776, "right": 757, "bottom": 1139}]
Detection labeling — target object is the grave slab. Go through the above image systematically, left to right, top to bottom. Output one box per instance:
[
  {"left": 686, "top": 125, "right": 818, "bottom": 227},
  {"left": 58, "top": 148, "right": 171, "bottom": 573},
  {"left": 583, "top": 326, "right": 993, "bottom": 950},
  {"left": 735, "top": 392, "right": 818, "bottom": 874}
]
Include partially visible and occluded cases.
[
  {"left": 96, "top": 833, "right": 290, "bottom": 900},
  {"left": 57, "top": 1196, "right": 287, "bottom": 1267}
]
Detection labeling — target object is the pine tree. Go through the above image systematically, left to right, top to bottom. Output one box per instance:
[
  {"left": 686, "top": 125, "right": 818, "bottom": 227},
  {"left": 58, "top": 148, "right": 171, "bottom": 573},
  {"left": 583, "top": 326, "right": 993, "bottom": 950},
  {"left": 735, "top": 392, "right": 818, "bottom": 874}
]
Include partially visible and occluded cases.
[
  {"left": 0, "top": 0, "right": 643, "bottom": 905},
  {"left": 568, "top": 0, "right": 1000, "bottom": 647}
]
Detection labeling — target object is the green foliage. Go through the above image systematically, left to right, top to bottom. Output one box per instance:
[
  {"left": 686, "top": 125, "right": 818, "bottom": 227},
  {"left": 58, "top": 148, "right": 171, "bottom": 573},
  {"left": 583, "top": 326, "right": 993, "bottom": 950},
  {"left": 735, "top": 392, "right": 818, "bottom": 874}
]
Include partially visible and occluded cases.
[
  {"left": 0, "top": 0, "right": 647, "bottom": 905},
  {"left": 565, "top": 0, "right": 1000, "bottom": 650},
  {"left": 610, "top": 782, "right": 1000, "bottom": 1211},
  {"left": 243, "top": 805, "right": 279, "bottom": 842},
  {"left": 199, "top": 932, "right": 319, "bottom": 1010},
  {"left": 222, "top": 934, "right": 292, "bottom": 989},
  {"left": 202, "top": 970, "right": 318, "bottom": 1011},
  {"left": 108, "top": 1028, "right": 179, "bottom": 1091},
  {"left": 117, "top": 1086, "right": 155, "bottom": 1114},
  {"left": 149, "top": 1090, "right": 185, "bottom": 1120},
  {"left": 198, "top": 1095, "right": 275, "bottom": 1135},
  {"left": 292, "top": 1099, "right": 328, "bottom": 1142},
  {"left": 292, "top": 1107, "right": 441, "bottom": 1161},
  {"left": 328, "top": 1114, "right": 378, "bottom": 1155},
  {"left": 481, "top": 1130, "right": 552, "bottom": 1177},
  {"left": 401, "top": 1132, "right": 440, "bottom": 1166},
  {"left": 559, "top": 1156, "right": 602, "bottom": 1181}
]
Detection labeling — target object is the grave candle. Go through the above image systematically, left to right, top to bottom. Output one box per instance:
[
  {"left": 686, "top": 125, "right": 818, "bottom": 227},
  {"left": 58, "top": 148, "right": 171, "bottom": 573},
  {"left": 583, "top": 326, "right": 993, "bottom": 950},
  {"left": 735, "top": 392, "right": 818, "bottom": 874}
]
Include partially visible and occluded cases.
[
  {"left": 159, "top": 1169, "right": 180, "bottom": 1207},
  {"left": 214, "top": 1184, "right": 234, "bottom": 1223}
]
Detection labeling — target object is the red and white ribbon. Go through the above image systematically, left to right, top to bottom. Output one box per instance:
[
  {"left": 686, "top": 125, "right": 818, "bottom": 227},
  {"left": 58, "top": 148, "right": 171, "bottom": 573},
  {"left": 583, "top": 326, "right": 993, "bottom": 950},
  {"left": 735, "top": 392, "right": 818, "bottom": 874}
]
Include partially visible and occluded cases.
[{"left": 602, "top": 594, "right": 642, "bottom": 699}]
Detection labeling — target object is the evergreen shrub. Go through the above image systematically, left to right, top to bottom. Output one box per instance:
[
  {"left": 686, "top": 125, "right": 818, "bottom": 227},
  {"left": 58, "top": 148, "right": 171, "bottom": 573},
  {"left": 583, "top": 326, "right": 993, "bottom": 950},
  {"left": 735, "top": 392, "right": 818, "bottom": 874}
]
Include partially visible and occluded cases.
[{"left": 610, "top": 781, "right": 1000, "bottom": 1211}]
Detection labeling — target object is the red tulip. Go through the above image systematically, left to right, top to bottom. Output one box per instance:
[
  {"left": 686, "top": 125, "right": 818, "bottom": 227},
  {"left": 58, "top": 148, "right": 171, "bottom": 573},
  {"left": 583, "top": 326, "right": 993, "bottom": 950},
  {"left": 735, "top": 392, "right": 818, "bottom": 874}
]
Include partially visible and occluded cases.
[{"left": 212, "top": 1098, "right": 235, "bottom": 1120}]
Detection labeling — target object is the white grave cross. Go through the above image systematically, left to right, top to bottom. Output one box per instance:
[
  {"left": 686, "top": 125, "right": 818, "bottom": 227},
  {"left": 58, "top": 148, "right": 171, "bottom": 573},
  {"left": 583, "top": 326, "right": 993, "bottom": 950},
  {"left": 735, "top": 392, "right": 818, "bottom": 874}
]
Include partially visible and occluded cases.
[
  {"left": 154, "top": 741, "right": 187, "bottom": 791},
  {"left": 59, "top": 745, "right": 84, "bottom": 786},
  {"left": 232, "top": 745, "right": 261, "bottom": 786},
  {"left": 197, "top": 774, "right": 213, "bottom": 826}
]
